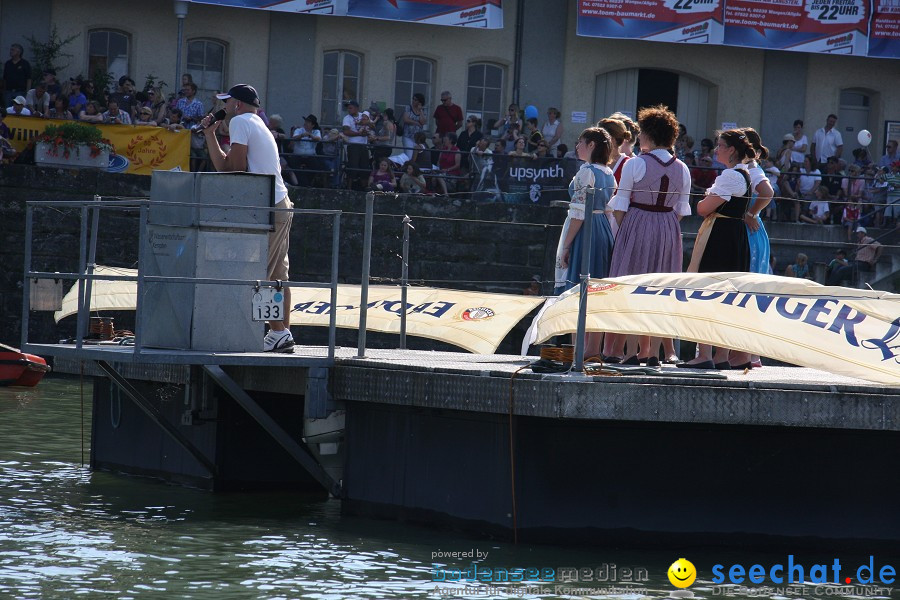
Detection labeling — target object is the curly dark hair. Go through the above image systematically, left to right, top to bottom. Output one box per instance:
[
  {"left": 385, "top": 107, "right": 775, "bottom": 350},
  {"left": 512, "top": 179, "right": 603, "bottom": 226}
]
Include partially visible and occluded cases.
[
  {"left": 636, "top": 105, "right": 679, "bottom": 148},
  {"left": 579, "top": 127, "right": 613, "bottom": 165},
  {"left": 718, "top": 129, "right": 758, "bottom": 164},
  {"left": 402, "top": 161, "right": 421, "bottom": 176}
]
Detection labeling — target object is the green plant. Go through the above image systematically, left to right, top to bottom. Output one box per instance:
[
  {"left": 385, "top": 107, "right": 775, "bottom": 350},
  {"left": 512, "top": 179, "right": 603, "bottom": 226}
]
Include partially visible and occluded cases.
[
  {"left": 26, "top": 25, "right": 80, "bottom": 75},
  {"left": 92, "top": 68, "right": 115, "bottom": 97},
  {"left": 143, "top": 73, "right": 168, "bottom": 94},
  {"left": 37, "top": 122, "right": 113, "bottom": 159}
]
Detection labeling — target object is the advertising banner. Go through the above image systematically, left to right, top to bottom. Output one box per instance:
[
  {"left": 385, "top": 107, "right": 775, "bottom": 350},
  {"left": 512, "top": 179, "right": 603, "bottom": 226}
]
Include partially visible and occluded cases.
[
  {"left": 186, "top": 0, "right": 503, "bottom": 27},
  {"left": 577, "top": 0, "right": 725, "bottom": 45},
  {"left": 723, "top": 0, "right": 869, "bottom": 55},
  {"left": 869, "top": 0, "right": 900, "bottom": 58},
  {"left": 3, "top": 116, "right": 190, "bottom": 175},
  {"left": 531, "top": 272, "right": 900, "bottom": 385}
]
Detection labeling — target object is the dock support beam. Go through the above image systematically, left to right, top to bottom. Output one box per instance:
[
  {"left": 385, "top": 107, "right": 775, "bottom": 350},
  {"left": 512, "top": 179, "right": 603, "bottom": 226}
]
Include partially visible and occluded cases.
[
  {"left": 95, "top": 360, "right": 218, "bottom": 477},
  {"left": 202, "top": 365, "right": 341, "bottom": 497}
]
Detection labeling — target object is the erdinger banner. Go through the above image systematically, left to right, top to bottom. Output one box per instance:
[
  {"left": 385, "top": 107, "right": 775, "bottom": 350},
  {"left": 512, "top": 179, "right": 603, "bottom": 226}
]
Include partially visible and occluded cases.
[
  {"left": 186, "top": 0, "right": 504, "bottom": 28},
  {"left": 577, "top": 0, "right": 725, "bottom": 45},
  {"left": 723, "top": 0, "right": 869, "bottom": 55},
  {"left": 869, "top": 0, "right": 900, "bottom": 58},
  {"left": 3, "top": 116, "right": 190, "bottom": 175},
  {"left": 532, "top": 273, "right": 900, "bottom": 385},
  {"left": 291, "top": 285, "right": 543, "bottom": 354}
]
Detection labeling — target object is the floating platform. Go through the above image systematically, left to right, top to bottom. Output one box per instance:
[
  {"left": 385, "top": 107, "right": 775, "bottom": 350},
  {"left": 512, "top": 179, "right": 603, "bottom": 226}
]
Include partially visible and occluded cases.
[{"left": 41, "top": 344, "right": 900, "bottom": 545}]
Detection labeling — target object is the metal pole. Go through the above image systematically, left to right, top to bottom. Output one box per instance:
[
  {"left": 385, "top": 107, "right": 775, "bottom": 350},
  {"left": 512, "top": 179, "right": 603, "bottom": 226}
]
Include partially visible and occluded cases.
[
  {"left": 174, "top": 1, "right": 188, "bottom": 92},
  {"left": 573, "top": 186, "right": 595, "bottom": 373},
  {"left": 356, "top": 192, "right": 375, "bottom": 358},
  {"left": 81, "top": 196, "right": 101, "bottom": 339},
  {"left": 133, "top": 202, "right": 149, "bottom": 354},
  {"left": 20, "top": 205, "right": 34, "bottom": 349},
  {"left": 75, "top": 205, "right": 89, "bottom": 349},
  {"left": 328, "top": 211, "right": 340, "bottom": 362},
  {"left": 400, "top": 215, "right": 412, "bottom": 349}
]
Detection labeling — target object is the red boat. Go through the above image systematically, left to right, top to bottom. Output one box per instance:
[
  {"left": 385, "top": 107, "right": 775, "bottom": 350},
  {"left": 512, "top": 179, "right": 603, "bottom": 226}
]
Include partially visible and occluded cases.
[{"left": 0, "top": 344, "right": 51, "bottom": 387}]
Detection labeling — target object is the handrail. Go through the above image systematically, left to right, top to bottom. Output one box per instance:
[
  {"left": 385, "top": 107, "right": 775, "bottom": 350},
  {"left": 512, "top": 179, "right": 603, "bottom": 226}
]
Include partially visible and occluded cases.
[{"left": 21, "top": 196, "right": 342, "bottom": 362}]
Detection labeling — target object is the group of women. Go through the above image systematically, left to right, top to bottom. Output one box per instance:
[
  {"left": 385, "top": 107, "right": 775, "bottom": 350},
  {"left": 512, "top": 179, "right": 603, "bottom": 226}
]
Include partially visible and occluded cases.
[{"left": 553, "top": 105, "right": 774, "bottom": 370}]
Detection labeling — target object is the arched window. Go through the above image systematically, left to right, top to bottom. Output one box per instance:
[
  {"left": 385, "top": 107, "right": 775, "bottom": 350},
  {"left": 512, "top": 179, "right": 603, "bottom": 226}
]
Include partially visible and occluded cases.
[
  {"left": 88, "top": 30, "right": 130, "bottom": 91},
  {"left": 186, "top": 39, "right": 227, "bottom": 108},
  {"left": 321, "top": 50, "right": 362, "bottom": 127},
  {"left": 394, "top": 57, "right": 434, "bottom": 121},
  {"left": 466, "top": 63, "right": 503, "bottom": 132}
]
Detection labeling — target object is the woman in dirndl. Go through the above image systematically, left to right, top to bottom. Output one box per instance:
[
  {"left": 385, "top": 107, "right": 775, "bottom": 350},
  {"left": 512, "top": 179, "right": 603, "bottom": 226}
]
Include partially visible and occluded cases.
[
  {"left": 554, "top": 127, "right": 617, "bottom": 358},
  {"left": 680, "top": 129, "right": 758, "bottom": 369}
]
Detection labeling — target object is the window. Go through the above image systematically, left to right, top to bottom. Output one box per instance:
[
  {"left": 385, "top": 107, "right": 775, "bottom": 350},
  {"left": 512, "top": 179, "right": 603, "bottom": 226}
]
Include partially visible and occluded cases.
[
  {"left": 88, "top": 30, "right": 130, "bottom": 92},
  {"left": 186, "top": 39, "right": 227, "bottom": 108},
  {"left": 321, "top": 51, "right": 362, "bottom": 127},
  {"left": 393, "top": 57, "right": 433, "bottom": 121},
  {"left": 466, "top": 63, "right": 503, "bottom": 132}
]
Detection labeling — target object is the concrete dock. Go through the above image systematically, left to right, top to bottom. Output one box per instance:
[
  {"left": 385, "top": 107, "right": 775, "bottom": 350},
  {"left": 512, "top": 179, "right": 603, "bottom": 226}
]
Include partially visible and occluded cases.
[{"left": 42, "top": 344, "right": 899, "bottom": 545}]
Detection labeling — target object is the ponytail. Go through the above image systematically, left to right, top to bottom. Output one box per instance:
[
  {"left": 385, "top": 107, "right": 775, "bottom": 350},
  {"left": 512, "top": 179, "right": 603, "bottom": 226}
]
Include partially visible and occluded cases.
[{"left": 740, "top": 127, "right": 769, "bottom": 161}]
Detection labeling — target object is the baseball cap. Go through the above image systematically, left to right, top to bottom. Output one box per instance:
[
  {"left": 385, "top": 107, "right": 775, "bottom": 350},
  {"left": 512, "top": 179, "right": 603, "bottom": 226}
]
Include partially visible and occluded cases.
[
  {"left": 216, "top": 84, "right": 260, "bottom": 107},
  {"left": 13, "top": 96, "right": 26, "bottom": 105},
  {"left": 346, "top": 100, "right": 359, "bottom": 108},
  {"left": 783, "top": 134, "right": 795, "bottom": 141},
  {"left": 856, "top": 226, "right": 867, "bottom": 234}
]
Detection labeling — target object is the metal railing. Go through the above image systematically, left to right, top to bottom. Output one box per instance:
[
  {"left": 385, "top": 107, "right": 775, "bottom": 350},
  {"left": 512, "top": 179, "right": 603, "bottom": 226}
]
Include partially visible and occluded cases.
[{"left": 21, "top": 196, "right": 342, "bottom": 363}]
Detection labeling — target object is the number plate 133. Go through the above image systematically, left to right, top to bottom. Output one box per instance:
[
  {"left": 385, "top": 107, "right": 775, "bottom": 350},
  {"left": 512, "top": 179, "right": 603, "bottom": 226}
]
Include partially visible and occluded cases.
[{"left": 252, "top": 288, "right": 284, "bottom": 321}]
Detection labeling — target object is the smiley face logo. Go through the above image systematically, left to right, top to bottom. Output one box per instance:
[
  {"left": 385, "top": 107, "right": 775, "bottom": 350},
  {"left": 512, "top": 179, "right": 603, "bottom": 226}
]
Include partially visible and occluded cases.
[{"left": 668, "top": 558, "right": 696, "bottom": 588}]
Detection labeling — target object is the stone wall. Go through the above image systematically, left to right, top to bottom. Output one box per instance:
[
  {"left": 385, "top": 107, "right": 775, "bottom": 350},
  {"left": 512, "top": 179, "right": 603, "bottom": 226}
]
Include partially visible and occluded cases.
[{"left": 0, "top": 165, "right": 565, "bottom": 354}]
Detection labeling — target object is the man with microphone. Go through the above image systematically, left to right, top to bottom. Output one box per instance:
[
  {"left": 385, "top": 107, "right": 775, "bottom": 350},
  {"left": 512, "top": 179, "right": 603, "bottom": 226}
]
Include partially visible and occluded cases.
[{"left": 200, "top": 84, "right": 295, "bottom": 353}]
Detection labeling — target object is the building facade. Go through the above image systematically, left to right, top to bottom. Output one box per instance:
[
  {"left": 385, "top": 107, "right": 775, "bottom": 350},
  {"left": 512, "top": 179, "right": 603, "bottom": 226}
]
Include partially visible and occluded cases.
[{"left": 2, "top": 0, "right": 898, "bottom": 155}]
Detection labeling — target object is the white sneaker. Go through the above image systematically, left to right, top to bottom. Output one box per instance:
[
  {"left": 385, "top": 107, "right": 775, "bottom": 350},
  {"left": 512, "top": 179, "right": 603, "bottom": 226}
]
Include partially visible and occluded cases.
[{"left": 263, "top": 329, "right": 295, "bottom": 353}]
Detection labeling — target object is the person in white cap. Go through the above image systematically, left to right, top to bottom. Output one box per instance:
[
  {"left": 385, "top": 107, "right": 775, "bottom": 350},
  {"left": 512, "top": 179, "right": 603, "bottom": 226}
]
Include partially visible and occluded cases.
[
  {"left": 199, "top": 84, "right": 296, "bottom": 353},
  {"left": 6, "top": 95, "right": 31, "bottom": 116}
]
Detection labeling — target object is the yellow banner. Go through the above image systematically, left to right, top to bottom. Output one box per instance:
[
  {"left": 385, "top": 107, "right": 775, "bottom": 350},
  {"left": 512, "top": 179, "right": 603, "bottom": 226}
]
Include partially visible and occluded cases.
[
  {"left": 4, "top": 115, "right": 189, "bottom": 174},
  {"left": 531, "top": 272, "right": 900, "bottom": 385},
  {"left": 54, "top": 273, "right": 545, "bottom": 355}
]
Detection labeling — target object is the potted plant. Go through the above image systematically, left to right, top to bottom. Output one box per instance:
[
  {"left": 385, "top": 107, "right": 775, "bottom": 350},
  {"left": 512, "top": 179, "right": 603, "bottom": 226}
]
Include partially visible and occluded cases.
[{"left": 35, "top": 122, "right": 113, "bottom": 169}]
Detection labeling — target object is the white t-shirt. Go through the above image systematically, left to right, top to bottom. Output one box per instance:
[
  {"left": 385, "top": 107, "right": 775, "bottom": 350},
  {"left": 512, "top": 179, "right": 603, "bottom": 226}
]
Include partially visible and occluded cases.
[
  {"left": 25, "top": 89, "right": 50, "bottom": 114},
  {"left": 6, "top": 106, "right": 31, "bottom": 115},
  {"left": 228, "top": 112, "right": 288, "bottom": 200},
  {"left": 342, "top": 114, "right": 366, "bottom": 144},
  {"left": 291, "top": 126, "right": 321, "bottom": 156},
  {"left": 813, "top": 127, "right": 843, "bottom": 162},
  {"left": 790, "top": 134, "right": 808, "bottom": 165},
  {"left": 608, "top": 149, "right": 692, "bottom": 216},
  {"left": 798, "top": 168, "right": 821, "bottom": 197},
  {"left": 809, "top": 201, "right": 830, "bottom": 219}
]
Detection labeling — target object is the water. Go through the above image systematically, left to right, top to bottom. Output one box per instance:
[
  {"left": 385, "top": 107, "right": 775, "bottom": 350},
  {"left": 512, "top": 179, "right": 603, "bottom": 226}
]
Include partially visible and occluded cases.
[{"left": 1, "top": 379, "right": 897, "bottom": 600}]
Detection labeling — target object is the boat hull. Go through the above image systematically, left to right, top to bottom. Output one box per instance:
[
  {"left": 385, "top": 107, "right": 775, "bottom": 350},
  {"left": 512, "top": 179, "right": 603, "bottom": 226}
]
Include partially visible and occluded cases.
[{"left": 0, "top": 352, "right": 51, "bottom": 387}]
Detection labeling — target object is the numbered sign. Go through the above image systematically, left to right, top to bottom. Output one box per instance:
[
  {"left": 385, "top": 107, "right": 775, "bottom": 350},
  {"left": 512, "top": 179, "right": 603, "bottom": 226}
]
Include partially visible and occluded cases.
[{"left": 251, "top": 288, "right": 284, "bottom": 322}]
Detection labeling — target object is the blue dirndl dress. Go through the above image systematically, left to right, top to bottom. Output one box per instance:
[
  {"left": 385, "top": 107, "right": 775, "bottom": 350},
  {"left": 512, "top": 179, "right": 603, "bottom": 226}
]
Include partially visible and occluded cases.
[
  {"left": 554, "top": 164, "right": 615, "bottom": 294},
  {"left": 746, "top": 192, "right": 771, "bottom": 274}
]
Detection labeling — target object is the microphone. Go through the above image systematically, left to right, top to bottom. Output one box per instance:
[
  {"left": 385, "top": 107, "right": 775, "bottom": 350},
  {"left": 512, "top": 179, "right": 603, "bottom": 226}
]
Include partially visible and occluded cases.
[{"left": 191, "top": 109, "right": 227, "bottom": 132}]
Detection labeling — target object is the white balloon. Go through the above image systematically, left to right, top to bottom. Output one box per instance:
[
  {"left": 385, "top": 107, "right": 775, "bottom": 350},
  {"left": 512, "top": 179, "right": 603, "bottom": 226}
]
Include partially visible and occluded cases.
[{"left": 857, "top": 129, "right": 872, "bottom": 146}]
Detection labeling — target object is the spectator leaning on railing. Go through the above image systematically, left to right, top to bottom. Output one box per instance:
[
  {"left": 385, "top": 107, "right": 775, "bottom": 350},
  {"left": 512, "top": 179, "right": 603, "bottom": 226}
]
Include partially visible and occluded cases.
[
  {"left": 25, "top": 83, "right": 49, "bottom": 117},
  {"left": 6, "top": 95, "right": 31, "bottom": 116}
]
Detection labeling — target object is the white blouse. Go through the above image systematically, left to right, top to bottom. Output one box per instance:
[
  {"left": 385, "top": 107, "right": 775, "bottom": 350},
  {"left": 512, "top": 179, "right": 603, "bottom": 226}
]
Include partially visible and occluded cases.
[
  {"left": 608, "top": 149, "right": 691, "bottom": 216},
  {"left": 568, "top": 162, "right": 614, "bottom": 221},
  {"left": 736, "top": 162, "right": 767, "bottom": 189},
  {"left": 707, "top": 168, "right": 750, "bottom": 201}
]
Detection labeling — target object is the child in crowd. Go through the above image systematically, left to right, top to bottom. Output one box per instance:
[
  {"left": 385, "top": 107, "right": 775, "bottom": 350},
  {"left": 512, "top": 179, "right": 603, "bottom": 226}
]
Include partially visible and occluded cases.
[
  {"left": 369, "top": 158, "right": 396, "bottom": 191},
  {"left": 399, "top": 161, "right": 426, "bottom": 194},
  {"left": 800, "top": 185, "right": 830, "bottom": 224},
  {"left": 842, "top": 199, "right": 861, "bottom": 241},
  {"left": 785, "top": 253, "right": 812, "bottom": 279}
]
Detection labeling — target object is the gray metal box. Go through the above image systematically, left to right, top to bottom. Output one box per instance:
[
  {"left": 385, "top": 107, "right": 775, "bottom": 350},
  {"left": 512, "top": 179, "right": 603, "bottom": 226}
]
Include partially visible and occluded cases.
[
  {"left": 149, "top": 170, "right": 275, "bottom": 229},
  {"left": 140, "top": 171, "right": 276, "bottom": 352}
]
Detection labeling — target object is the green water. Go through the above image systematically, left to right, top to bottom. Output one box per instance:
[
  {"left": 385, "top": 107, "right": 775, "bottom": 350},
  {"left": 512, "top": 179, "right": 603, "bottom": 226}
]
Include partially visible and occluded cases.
[{"left": 0, "top": 378, "right": 897, "bottom": 600}]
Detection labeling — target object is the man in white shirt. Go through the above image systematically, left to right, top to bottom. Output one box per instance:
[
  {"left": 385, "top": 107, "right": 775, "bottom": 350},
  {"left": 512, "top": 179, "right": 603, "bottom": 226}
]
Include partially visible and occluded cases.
[
  {"left": 25, "top": 83, "right": 49, "bottom": 117},
  {"left": 201, "top": 84, "right": 295, "bottom": 353},
  {"left": 342, "top": 100, "right": 369, "bottom": 190},
  {"left": 811, "top": 113, "right": 843, "bottom": 168}
]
